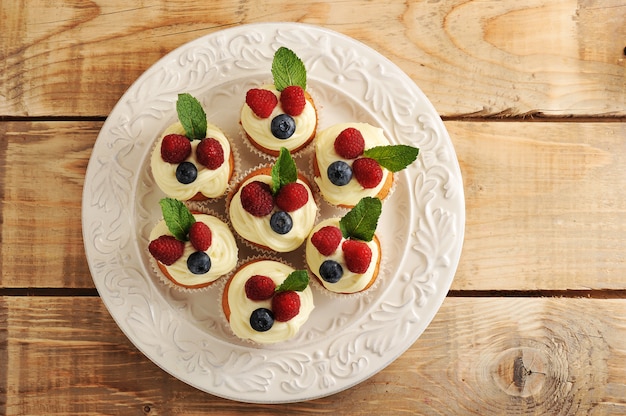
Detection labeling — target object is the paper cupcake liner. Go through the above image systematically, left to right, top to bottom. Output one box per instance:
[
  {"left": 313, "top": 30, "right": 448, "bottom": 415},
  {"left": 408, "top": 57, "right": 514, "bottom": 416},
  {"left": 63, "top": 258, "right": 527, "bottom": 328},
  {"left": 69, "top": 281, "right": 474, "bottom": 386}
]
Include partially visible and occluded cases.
[
  {"left": 239, "top": 85, "right": 321, "bottom": 161},
  {"left": 225, "top": 164, "right": 322, "bottom": 255},
  {"left": 148, "top": 207, "right": 237, "bottom": 293}
]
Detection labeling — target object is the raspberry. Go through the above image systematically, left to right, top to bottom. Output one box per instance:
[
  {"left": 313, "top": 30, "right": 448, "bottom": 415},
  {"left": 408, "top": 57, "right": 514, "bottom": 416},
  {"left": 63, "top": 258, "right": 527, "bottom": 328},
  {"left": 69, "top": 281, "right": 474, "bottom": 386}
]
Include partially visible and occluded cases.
[
  {"left": 280, "top": 85, "right": 306, "bottom": 116},
  {"left": 246, "top": 88, "right": 277, "bottom": 118},
  {"left": 334, "top": 128, "right": 365, "bottom": 159},
  {"left": 161, "top": 134, "right": 192, "bottom": 163},
  {"left": 196, "top": 138, "right": 224, "bottom": 170},
  {"left": 352, "top": 157, "right": 383, "bottom": 189},
  {"left": 240, "top": 181, "right": 274, "bottom": 217},
  {"left": 275, "top": 182, "right": 309, "bottom": 212},
  {"left": 188, "top": 221, "right": 212, "bottom": 251},
  {"left": 311, "top": 226, "right": 343, "bottom": 256},
  {"left": 148, "top": 235, "right": 185, "bottom": 266},
  {"left": 342, "top": 239, "right": 372, "bottom": 274},
  {"left": 245, "top": 275, "right": 276, "bottom": 301},
  {"left": 271, "top": 291, "right": 301, "bottom": 322}
]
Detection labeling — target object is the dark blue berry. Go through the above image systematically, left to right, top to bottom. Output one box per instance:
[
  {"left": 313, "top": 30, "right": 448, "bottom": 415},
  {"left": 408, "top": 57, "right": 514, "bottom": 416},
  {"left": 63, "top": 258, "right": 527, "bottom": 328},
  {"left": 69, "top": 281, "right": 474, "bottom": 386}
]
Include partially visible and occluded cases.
[
  {"left": 271, "top": 114, "right": 296, "bottom": 139},
  {"left": 176, "top": 161, "right": 198, "bottom": 184},
  {"left": 327, "top": 161, "right": 352, "bottom": 186},
  {"left": 270, "top": 211, "right": 293, "bottom": 234},
  {"left": 187, "top": 251, "right": 211, "bottom": 274},
  {"left": 319, "top": 260, "right": 343, "bottom": 283},
  {"left": 250, "top": 308, "right": 274, "bottom": 332}
]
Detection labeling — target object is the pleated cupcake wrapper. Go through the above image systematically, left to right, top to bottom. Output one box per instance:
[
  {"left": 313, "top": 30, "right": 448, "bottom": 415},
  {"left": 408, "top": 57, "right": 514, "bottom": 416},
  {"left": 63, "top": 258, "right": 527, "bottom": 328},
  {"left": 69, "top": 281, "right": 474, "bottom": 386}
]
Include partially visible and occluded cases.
[
  {"left": 239, "top": 85, "right": 321, "bottom": 161},
  {"left": 225, "top": 164, "right": 321, "bottom": 255},
  {"left": 149, "top": 207, "right": 236, "bottom": 293},
  {"left": 218, "top": 255, "right": 302, "bottom": 347}
]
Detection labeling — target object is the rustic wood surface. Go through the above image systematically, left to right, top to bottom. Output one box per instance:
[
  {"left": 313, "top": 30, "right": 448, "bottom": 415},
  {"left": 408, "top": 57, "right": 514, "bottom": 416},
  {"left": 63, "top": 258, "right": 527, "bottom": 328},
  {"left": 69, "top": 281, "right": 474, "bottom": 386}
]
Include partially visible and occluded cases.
[{"left": 1, "top": 0, "right": 625, "bottom": 415}]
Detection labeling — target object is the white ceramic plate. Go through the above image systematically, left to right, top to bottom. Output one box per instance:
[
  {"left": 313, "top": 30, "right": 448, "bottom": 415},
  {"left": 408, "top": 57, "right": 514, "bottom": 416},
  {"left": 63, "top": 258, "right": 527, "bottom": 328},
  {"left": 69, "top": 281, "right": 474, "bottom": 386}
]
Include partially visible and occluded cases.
[{"left": 82, "top": 22, "right": 464, "bottom": 404}]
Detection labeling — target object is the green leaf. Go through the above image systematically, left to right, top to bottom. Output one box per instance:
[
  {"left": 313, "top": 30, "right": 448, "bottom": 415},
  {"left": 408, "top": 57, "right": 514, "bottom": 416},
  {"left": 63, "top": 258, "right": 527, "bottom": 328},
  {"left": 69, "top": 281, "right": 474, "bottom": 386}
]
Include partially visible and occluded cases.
[
  {"left": 271, "top": 47, "right": 307, "bottom": 91},
  {"left": 176, "top": 93, "right": 207, "bottom": 140},
  {"left": 363, "top": 145, "right": 419, "bottom": 172},
  {"left": 271, "top": 147, "right": 298, "bottom": 194},
  {"left": 339, "top": 197, "right": 382, "bottom": 242},
  {"left": 159, "top": 198, "right": 196, "bottom": 241},
  {"left": 276, "top": 270, "right": 309, "bottom": 292}
]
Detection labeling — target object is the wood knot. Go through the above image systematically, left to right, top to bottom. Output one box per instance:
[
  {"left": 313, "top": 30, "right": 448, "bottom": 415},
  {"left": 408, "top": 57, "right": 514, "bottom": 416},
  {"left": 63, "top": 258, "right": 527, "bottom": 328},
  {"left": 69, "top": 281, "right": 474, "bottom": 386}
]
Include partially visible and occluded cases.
[{"left": 492, "top": 347, "right": 547, "bottom": 398}]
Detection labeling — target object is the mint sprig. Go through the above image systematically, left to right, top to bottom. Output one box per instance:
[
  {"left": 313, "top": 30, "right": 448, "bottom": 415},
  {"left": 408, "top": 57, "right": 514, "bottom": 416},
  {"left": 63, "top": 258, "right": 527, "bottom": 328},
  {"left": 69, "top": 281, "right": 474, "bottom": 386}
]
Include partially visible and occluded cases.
[
  {"left": 271, "top": 47, "right": 307, "bottom": 91},
  {"left": 176, "top": 93, "right": 207, "bottom": 140},
  {"left": 363, "top": 145, "right": 419, "bottom": 172},
  {"left": 270, "top": 147, "right": 298, "bottom": 194},
  {"left": 339, "top": 197, "right": 382, "bottom": 242},
  {"left": 159, "top": 198, "right": 196, "bottom": 241},
  {"left": 276, "top": 270, "right": 309, "bottom": 292}
]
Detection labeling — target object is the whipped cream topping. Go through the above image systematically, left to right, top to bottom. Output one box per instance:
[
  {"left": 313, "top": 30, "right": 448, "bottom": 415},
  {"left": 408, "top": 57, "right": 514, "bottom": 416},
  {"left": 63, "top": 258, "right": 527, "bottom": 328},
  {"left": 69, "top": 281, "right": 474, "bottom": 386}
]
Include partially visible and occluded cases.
[
  {"left": 241, "top": 84, "right": 316, "bottom": 153},
  {"left": 151, "top": 121, "right": 232, "bottom": 200},
  {"left": 314, "top": 122, "right": 391, "bottom": 207},
  {"left": 229, "top": 174, "right": 317, "bottom": 252},
  {"left": 149, "top": 214, "right": 238, "bottom": 287},
  {"left": 306, "top": 218, "right": 380, "bottom": 294},
  {"left": 226, "top": 260, "right": 314, "bottom": 344}
]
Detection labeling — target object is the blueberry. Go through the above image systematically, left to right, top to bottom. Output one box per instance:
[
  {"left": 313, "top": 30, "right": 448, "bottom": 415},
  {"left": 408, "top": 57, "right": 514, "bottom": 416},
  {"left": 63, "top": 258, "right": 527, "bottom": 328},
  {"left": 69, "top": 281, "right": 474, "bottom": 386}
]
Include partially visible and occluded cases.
[
  {"left": 271, "top": 114, "right": 296, "bottom": 139},
  {"left": 176, "top": 161, "right": 198, "bottom": 184},
  {"left": 327, "top": 161, "right": 352, "bottom": 186},
  {"left": 270, "top": 211, "right": 293, "bottom": 234},
  {"left": 187, "top": 251, "right": 211, "bottom": 274},
  {"left": 319, "top": 260, "right": 343, "bottom": 283},
  {"left": 250, "top": 308, "right": 274, "bottom": 332}
]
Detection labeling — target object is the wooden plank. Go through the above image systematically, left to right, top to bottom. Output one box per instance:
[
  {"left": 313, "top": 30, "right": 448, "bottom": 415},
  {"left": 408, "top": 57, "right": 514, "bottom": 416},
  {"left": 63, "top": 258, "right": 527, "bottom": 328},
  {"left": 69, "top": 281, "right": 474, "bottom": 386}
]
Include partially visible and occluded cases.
[
  {"left": 1, "top": 0, "right": 624, "bottom": 118},
  {"left": 1, "top": 120, "right": 625, "bottom": 290},
  {"left": 2, "top": 296, "right": 625, "bottom": 414}
]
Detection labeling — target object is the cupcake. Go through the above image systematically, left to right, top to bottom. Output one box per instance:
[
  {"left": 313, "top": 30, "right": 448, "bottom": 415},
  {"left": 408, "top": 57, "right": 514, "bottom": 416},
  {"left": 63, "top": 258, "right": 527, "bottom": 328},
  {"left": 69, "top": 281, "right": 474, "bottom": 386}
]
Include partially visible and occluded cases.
[
  {"left": 240, "top": 47, "right": 318, "bottom": 157},
  {"left": 151, "top": 93, "right": 235, "bottom": 201},
  {"left": 313, "top": 122, "right": 419, "bottom": 208},
  {"left": 228, "top": 147, "right": 318, "bottom": 253},
  {"left": 306, "top": 197, "right": 383, "bottom": 294},
  {"left": 148, "top": 198, "right": 238, "bottom": 289},
  {"left": 222, "top": 259, "right": 314, "bottom": 344}
]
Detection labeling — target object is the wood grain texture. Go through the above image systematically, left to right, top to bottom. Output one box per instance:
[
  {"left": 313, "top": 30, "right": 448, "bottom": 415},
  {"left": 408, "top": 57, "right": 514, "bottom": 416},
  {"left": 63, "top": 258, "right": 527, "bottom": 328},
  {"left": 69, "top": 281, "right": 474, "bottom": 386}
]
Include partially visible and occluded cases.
[
  {"left": 1, "top": 0, "right": 624, "bottom": 118},
  {"left": 1, "top": 120, "right": 624, "bottom": 291},
  {"left": 2, "top": 296, "right": 625, "bottom": 415}
]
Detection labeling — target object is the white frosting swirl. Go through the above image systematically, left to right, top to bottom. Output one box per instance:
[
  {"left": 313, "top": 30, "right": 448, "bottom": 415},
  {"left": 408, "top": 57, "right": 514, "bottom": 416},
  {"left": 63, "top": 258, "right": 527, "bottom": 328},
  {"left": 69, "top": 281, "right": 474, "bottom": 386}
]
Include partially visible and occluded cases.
[
  {"left": 240, "top": 84, "right": 316, "bottom": 152},
  {"left": 151, "top": 121, "right": 232, "bottom": 200},
  {"left": 314, "top": 122, "right": 391, "bottom": 206},
  {"left": 229, "top": 174, "right": 317, "bottom": 252},
  {"left": 149, "top": 214, "right": 238, "bottom": 287},
  {"left": 305, "top": 218, "right": 380, "bottom": 294},
  {"left": 226, "top": 260, "right": 315, "bottom": 344}
]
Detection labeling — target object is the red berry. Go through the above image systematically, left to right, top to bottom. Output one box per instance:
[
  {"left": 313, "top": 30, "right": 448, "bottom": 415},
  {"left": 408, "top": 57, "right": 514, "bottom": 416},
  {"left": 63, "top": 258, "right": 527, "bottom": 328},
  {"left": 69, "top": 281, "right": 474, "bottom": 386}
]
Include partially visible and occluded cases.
[
  {"left": 280, "top": 85, "right": 306, "bottom": 116},
  {"left": 246, "top": 88, "right": 278, "bottom": 118},
  {"left": 334, "top": 128, "right": 365, "bottom": 159},
  {"left": 161, "top": 134, "right": 192, "bottom": 163},
  {"left": 196, "top": 138, "right": 224, "bottom": 170},
  {"left": 352, "top": 157, "right": 383, "bottom": 189},
  {"left": 240, "top": 181, "right": 274, "bottom": 217},
  {"left": 275, "top": 182, "right": 309, "bottom": 212},
  {"left": 189, "top": 221, "right": 212, "bottom": 251},
  {"left": 311, "top": 226, "right": 343, "bottom": 256},
  {"left": 148, "top": 235, "right": 185, "bottom": 266},
  {"left": 342, "top": 239, "right": 372, "bottom": 274},
  {"left": 245, "top": 275, "right": 276, "bottom": 301},
  {"left": 271, "top": 291, "right": 301, "bottom": 322}
]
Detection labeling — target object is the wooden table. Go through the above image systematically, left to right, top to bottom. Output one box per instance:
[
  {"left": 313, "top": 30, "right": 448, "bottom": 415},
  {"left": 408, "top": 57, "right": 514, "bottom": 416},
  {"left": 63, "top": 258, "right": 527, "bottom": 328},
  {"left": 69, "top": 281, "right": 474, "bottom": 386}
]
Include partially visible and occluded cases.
[{"left": 2, "top": 1, "right": 625, "bottom": 414}]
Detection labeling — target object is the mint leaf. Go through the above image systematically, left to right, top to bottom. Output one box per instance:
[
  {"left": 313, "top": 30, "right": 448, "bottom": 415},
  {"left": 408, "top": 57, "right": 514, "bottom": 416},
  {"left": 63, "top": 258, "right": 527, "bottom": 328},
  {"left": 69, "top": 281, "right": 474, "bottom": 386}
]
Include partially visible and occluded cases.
[
  {"left": 271, "top": 47, "right": 307, "bottom": 91},
  {"left": 176, "top": 93, "right": 207, "bottom": 140},
  {"left": 363, "top": 145, "right": 419, "bottom": 172},
  {"left": 271, "top": 147, "right": 298, "bottom": 194},
  {"left": 339, "top": 197, "right": 382, "bottom": 242},
  {"left": 159, "top": 198, "right": 196, "bottom": 241},
  {"left": 276, "top": 270, "right": 309, "bottom": 292}
]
